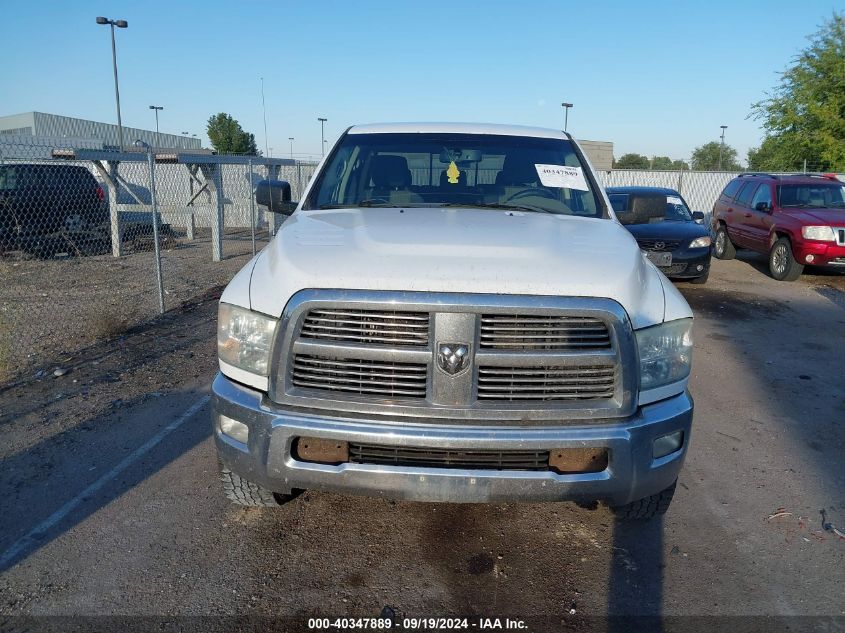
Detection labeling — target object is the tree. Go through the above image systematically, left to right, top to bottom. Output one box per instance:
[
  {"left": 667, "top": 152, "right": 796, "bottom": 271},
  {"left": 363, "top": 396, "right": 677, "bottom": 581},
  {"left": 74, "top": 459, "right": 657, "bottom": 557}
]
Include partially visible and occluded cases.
[
  {"left": 750, "top": 13, "right": 845, "bottom": 172},
  {"left": 206, "top": 113, "right": 260, "bottom": 155},
  {"left": 691, "top": 141, "right": 743, "bottom": 171},
  {"left": 614, "top": 153, "right": 650, "bottom": 169},
  {"left": 650, "top": 156, "right": 690, "bottom": 170}
]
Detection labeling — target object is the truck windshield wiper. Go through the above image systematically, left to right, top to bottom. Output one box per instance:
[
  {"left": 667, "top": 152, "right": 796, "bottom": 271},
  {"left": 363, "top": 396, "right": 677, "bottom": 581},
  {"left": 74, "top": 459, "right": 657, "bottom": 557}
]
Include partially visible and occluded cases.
[
  {"left": 316, "top": 201, "right": 397, "bottom": 209},
  {"left": 439, "top": 202, "right": 553, "bottom": 214}
]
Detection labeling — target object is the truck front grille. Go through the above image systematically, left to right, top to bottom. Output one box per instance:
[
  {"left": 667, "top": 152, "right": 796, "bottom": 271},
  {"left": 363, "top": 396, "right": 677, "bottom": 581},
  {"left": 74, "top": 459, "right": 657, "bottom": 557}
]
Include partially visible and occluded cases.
[
  {"left": 274, "top": 291, "right": 635, "bottom": 422},
  {"left": 300, "top": 308, "right": 429, "bottom": 346},
  {"left": 479, "top": 314, "right": 611, "bottom": 350},
  {"left": 292, "top": 355, "right": 428, "bottom": 398},
  {"left": 477, "top": 366, "right": 616, "bottom": 401},
  {"left": 349, "top": 443, "right": 550, "bottom": 471}
]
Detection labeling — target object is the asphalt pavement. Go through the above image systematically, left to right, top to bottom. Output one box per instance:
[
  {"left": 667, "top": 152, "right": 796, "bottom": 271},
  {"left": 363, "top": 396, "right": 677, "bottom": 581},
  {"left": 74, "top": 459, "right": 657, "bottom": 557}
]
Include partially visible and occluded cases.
[{"left": 1, "top": 252, "right": 843, "bottom": 632}]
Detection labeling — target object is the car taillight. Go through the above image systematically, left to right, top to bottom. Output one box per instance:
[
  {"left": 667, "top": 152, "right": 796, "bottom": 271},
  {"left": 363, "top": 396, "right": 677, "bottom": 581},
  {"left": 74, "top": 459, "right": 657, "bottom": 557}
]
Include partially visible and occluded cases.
[{"left": 96, "top": 185, "right": 105, "bottom": 200}]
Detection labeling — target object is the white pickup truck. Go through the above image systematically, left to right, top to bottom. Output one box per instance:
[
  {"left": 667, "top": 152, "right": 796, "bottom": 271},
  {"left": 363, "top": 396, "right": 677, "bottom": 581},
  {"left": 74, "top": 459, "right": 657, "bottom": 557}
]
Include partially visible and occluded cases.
[{"left": 213, "top": 123, "right": 694, "bottom": 520}]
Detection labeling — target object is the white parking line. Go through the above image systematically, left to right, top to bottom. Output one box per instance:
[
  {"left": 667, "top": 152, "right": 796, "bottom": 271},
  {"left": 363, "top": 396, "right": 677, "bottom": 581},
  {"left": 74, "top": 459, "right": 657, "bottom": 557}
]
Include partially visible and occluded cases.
[{"left": 0, "top": 394, "right": 211, "bottom": 570}]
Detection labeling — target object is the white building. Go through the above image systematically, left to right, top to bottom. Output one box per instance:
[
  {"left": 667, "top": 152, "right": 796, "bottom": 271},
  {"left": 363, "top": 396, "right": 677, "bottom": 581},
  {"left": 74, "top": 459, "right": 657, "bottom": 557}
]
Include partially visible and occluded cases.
[{"left": 0, "top": 111, "right": 202, "bottom": 157}]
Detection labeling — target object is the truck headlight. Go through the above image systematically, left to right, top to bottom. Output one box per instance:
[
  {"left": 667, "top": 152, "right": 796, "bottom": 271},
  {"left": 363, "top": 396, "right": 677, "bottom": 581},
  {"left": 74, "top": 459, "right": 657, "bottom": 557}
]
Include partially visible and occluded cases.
[
  {"left": 801, "top": 226, "right": 835, "bottom": 241},
  {"left": 689, "top": 236, "right": 711, "bottom": 248},
  {"left": 218, "top": 303, "right": 278, "bottom": 376},
  {"left": 636, "top": 318, "right": 693, "bottom": 391}
]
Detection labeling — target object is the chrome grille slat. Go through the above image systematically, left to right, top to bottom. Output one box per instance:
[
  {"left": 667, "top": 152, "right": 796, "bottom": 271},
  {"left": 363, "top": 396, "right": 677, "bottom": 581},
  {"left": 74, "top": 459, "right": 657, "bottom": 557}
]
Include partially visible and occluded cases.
[
  {"left": 301, "top": 308, "right": 430, "bottom": 347},
  {"left": 308, "top": 309, "right": 429, "bottom": 321},
  {"left": 480, "top": 314, "right": 611, "bottom": 351},
  {"left": 292, "top": 354, "right": 427, "bottom": 398},
  {"left": 477, "top": 365, "right": 616, "bottom": 401}
]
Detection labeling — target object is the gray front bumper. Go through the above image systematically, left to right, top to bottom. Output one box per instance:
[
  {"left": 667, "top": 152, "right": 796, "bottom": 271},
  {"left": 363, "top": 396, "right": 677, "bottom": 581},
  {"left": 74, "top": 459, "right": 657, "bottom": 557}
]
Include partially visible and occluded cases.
[{"left": 212, "top": 373, "right": 693, "bottom": 506}]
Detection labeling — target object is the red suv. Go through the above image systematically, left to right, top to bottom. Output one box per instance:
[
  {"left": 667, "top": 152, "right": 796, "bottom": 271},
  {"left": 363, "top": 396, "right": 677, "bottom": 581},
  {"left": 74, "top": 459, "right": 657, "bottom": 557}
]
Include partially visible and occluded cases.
[{"left": 712, "top": 173, "right": 845, "bottom": 280}]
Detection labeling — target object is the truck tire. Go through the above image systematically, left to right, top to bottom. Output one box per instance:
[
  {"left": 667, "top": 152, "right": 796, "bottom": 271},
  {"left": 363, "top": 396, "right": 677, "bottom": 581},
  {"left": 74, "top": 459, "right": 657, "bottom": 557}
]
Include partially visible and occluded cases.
[
  {"left": 713, "top": 225, "right": 736, "bottom": 260},
  {"left": 769, "top": 237, "right": 803, "bottom": 281},
  {"left": 219, "top": 461, "right": 297, "bottom": 507},
  {"left": 611, "top": 481, "right": 676, "bottom": 521}
]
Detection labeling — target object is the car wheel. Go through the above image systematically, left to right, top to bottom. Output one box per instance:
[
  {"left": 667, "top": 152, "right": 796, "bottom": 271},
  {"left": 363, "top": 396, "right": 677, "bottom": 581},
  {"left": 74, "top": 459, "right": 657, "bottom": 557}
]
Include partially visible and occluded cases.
[
  {"left": 713, "top": 226, "right": 736, "bottom": 260},
  {"left": 769, "top": 237, "right": 803, "bottom": 281},
  {"left": 689, "top": 270, "right": 709, "bottom": 284},
  {"left": 219, "top": 460, "right": 298, "bottom": 507},
  {"left": 611, "top": 481, "right": 676, "bottom": 521}
]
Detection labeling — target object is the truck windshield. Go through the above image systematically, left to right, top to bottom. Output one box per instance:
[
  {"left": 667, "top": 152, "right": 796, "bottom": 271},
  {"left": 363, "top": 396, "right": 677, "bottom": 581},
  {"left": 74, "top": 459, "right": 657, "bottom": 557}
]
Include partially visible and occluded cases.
[
  {"left": 306, "top": 132, "right": 604, "bottom": 217},
  {"left": 777, "top": 183, "right": 845, "bottom": 208}
]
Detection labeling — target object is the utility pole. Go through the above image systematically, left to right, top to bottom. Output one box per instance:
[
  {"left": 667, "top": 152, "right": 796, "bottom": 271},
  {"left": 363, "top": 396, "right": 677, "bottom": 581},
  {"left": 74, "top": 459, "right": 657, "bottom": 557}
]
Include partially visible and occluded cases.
[
  {"left": 261, "top": 77, "right": 269, "bottom": 159},
  {"left": 561, "top": 102, "right": 573, "bottom": 133},
  {"left": 149, "top": 105, "right": 163, "bottom": 135},
  {"left": 318, "top": 117, "right": 327, "bottom": 157},
  {"left": 718, "top": 125, "right": 728, "bottom": 170},
  {"left": 289, "top": 137, "right": 294, "bottom": 159}
]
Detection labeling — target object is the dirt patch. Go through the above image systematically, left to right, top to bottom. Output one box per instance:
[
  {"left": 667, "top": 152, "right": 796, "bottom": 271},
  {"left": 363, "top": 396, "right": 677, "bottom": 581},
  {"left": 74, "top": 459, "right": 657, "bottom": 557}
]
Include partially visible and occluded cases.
[
  {"left": 0, "top": 229, "right": 263, "bottom": 382},
  {"left": 0, "top": 288, "right": 220, "bottom": 460}
]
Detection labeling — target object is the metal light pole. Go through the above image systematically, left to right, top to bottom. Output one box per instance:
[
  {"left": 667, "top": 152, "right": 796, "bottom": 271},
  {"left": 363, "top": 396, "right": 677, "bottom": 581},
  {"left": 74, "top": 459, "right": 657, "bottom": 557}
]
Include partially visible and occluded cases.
[
  {"left": 96, "top": 17, "right": 128, "bottom": 150},
  {"left": 561, "top": 102, "right": 573, "bottom": 133},
  {"left": 149, "top": 105, "right": 163, "bottom": 134},
  {"left": 318, "top": 117, "right": 327, "bottom": 156},
  {"left": 718, "top": 125, "right": 728, "bottom": 170},
  {"left": 289, "top": 137, "right": 294, "bottom": 159},
  {"left": 268, "top": 147, "right": 273, "bottom": 158}
]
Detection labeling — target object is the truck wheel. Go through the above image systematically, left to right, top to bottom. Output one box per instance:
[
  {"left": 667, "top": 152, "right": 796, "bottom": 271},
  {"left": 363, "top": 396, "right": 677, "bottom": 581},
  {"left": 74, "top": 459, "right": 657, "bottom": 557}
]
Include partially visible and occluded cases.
[
  {"left": 713, "top": 226, "right": 736, "bottom": 260},
  {"left": 769, "top": 237, "right": 803, "bottom": 281},
  {"left": 219, "top": 461, "right": 297, "bottom": 507},
  {"left": 611, "top": 481, "right": 676, "bottom": 521}
]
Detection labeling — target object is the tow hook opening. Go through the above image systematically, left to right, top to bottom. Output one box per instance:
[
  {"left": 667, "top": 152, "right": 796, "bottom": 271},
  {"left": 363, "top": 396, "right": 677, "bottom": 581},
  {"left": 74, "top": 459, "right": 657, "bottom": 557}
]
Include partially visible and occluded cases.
[
  {"left": 294, "top": 437, "right": 350, "bottom": 465},
  {"left": 549, "top": 448, "right": 609, "bottom": 474}
]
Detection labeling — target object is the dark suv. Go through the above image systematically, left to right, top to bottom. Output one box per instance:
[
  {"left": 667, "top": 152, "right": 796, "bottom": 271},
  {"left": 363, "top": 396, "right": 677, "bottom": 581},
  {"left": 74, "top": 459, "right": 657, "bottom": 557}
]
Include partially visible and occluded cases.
[
  {"left": 0, "top": 163, "right": 108, "bottom": 255},
  {"left": 712, "top": 173, "right": 845, "bottom": 280}
]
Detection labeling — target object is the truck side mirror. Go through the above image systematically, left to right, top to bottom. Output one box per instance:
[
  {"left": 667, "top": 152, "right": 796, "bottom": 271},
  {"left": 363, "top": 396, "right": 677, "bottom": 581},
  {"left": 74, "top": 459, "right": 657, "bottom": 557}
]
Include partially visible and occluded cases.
[
  {"left": 256, "top": 179, "right": 297, "bottom": 215},
  {"left": 754, "top": 201, "right": 770, "bottom": 212},
  {"left": 692, "top": 211, "right": 705, "bottom": 224}
]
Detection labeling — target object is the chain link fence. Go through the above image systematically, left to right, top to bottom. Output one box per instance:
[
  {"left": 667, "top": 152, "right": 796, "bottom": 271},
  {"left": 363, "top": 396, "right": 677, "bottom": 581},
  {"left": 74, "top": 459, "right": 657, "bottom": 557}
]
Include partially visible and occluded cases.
[
  {"left": 0, "top": 139, "right": 317, "bottom": 382},
  {"left": 2, "top": 142, "right": 842, "bottom": 385}
]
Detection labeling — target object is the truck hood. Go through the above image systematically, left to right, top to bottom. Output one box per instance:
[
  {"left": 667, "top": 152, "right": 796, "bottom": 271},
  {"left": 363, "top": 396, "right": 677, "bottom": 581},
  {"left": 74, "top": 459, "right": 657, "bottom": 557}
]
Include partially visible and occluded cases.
[{"left": 244, "top": 207, "right": 688, "bottom": 329}]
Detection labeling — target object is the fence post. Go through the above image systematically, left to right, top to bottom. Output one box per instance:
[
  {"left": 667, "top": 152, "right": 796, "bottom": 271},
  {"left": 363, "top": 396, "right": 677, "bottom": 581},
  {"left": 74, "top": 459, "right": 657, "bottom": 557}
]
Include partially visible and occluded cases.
[
  {"left": 146, "top": 150, "right": 165, "bottom": 314},
  {"left": 248, "top": 159, "right": 256, "bottom": 256},
  {"left": 106, "top": 160, "right": 123, "bottom": 257},
  {"left": 211, "top": 165, "right": 224, "bottom": 261}
]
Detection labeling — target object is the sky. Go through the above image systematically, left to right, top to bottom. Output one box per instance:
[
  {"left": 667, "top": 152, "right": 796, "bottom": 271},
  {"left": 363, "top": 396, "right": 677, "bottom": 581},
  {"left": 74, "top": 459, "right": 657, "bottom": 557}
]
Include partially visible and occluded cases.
[{"left": 2, "top": 1, "right": 841, "bottom": 163}]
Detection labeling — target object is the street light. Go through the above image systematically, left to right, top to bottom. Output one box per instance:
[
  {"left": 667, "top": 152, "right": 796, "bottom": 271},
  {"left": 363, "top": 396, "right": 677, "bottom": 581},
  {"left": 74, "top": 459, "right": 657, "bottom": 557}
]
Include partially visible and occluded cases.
[
  {"left": 96, "top": 16, "right": 128, "bottom": 150},
  {"left": 561, "top": 102, "right": 573, "bottom": 133},
  {"left": 149, "top": 105, "right": 163, "bottom": 135},
  {"left": 318, "top": 117, "right": 327, "bottom": 157},
  {"left": 718, "top": 125, "right": 728, "bottom": 170},
  {"left": 288, "top": 137, "right": 294, "bottom": 159}
]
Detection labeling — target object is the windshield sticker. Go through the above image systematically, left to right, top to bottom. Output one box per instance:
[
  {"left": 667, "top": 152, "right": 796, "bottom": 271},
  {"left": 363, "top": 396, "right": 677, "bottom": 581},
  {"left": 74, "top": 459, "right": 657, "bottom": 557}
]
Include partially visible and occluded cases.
[
  {"left": 446, "top": 161, "right": 460, "bottom": 184},
  {"left": 534, "top": 165, "right": 589, "bottom": 191},
  {"left": 667, "top": 195, "right": 683, "bottom": 205}
]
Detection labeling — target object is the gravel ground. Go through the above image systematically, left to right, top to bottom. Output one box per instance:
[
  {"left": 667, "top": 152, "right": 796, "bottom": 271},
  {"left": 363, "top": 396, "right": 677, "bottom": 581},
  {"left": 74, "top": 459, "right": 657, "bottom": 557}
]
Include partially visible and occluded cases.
[
  {"left": 0, "top": 229, "right": 267, "bottom": 381},
  {"left": 0, "top": 253, "right": 843, "bottom": 633}
]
